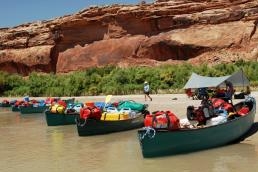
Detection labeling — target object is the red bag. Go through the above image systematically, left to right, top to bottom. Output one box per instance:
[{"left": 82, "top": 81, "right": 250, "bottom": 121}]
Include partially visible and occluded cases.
[
  {"left": 211, "top": 98, "right": 225, "bottom": 108},
  {"left": 212, "top": 98, "right": 234, "bottom": 112},
  {"left": 3, "top": 99, "right": 9, "bottom": 104},
  {"left": 31, "top": 99, "right": 37, "bottom": 104},
  {"left": 57, "top": 100, "right": 67, "bottom": 109},
  {"left": 15, "top": 101, "right": 23, "bottom": 106},
  {"left": 23, "top": 102, "right": 29, "bottom": 107},
  {"left": 223, "top": 102, "right": 233, "bottom": 112},
  {"left": 187, "top": 105, "right": 206, "bottom": 123},
  {"left": 237, "top": 106, "right": 249, "bottom": 116},
  {"left": 80, "top": 107, "right": 102, "bottom": 120},
  {"left": 195, "top": 107, "right": 206, "bottom": 123},
  {"left": 144, "top": 111, "right": 180, "bottom": 130}
]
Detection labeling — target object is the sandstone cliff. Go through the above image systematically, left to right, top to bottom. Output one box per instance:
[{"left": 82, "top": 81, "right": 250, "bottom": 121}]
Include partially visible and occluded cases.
[{"left": 0, "top": 0, "right": 258, "bottom": 75}]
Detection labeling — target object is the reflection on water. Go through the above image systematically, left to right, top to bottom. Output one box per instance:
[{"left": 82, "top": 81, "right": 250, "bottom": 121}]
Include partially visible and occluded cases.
[{"left": 1, "top": 108, "right": 258, "bottom": 172}]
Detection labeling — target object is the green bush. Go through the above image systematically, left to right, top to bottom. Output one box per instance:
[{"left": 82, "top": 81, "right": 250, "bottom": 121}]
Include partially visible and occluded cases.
[{"left": 1, "top": 60, "right": 258, "bottom": 96}]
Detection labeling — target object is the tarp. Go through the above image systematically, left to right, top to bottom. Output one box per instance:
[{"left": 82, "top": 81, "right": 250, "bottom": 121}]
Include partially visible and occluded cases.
[{"left": 183, "top": 70, "right": 249, "bottom": 89}]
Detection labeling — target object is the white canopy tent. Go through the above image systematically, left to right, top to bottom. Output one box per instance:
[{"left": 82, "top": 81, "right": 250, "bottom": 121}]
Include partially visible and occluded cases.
[{"left": 183, "top": 70, "right": 249, "bottom": 89}]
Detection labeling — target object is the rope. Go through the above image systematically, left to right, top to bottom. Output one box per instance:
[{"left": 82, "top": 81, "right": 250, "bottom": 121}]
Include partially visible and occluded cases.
[
  {"left": 75, "top": 107, "right": 95, "bottom": 127},
  {"left": 75, "top": 117, "right": 87, "bottom": 127},
  {"left": 139, "top": 127, "right": 156, "bottom": 140}
]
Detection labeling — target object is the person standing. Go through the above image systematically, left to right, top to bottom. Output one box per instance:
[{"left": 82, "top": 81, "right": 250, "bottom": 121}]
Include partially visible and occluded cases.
[
  {"left": 225, "top": 80, "right": 234, "bottom": 102},
  {"left": 143, "top": 81, "right": 152, "bottom": 101},
  {"left": 245, "top": 86, "right": 251, "bottom": 95}
]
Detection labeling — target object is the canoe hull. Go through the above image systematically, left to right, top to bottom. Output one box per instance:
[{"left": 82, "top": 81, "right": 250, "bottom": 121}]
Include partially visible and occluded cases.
[
  {"left": 138, "top": 99, "right": 256, "bottom": 158},
  {"left": 0, "top": 103, "right": 11, "bottom": 107},
  {"left": 11, "top": 106, "right": 20, "bottom": 112},
  {"left": 20, "top": 106, "right": 48, "bottom": 114},
  {"left": 45, "top": 110, "right": 78, "bottom": 126},
  {"left": 76, "top": 114, "right": 144, "bottom": 136}
]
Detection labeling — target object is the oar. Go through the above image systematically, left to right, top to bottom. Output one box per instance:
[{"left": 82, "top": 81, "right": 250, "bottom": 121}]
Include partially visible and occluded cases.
[{"left": 104, "top": 95, "right": 112, "bottom": 109}]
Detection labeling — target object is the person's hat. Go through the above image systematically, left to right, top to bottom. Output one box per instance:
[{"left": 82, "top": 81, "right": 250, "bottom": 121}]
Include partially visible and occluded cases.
[{"left": 144, "top": 81, "right": 148, "bottom": 84}]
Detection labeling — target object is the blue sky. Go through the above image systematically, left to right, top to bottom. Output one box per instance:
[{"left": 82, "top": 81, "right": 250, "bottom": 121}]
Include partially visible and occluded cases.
[{"left": 0, "top": 0, "right": 154, "bottom": 28}]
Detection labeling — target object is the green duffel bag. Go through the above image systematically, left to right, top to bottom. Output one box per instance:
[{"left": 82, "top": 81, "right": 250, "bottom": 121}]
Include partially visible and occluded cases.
[{"left": 117, "top": 100, "right": 147, "bottom": 112}]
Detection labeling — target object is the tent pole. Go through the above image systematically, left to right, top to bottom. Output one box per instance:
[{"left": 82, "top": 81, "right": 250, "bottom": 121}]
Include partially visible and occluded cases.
[{"left": 241, "top": 68, "right": 244, "bottom": 91}]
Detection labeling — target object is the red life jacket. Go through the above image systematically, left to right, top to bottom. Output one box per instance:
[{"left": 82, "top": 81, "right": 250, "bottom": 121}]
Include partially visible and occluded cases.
[
  {"left": 80, "top": 106, "right": 102, "bottom": 120},
  {"left": 144, "top": 111, "right": 180, "bottom": 130}
]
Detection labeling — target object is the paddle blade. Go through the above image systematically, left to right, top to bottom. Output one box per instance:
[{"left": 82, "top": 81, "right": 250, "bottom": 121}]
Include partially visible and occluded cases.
[{"left": 105, "top": 95, "right": 112, "bottom": 104}]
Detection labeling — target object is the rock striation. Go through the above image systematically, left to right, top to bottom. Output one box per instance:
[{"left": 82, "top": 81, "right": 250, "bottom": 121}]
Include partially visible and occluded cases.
[{"left": 1, "top": 0, "right": 258, "bottom": 75}]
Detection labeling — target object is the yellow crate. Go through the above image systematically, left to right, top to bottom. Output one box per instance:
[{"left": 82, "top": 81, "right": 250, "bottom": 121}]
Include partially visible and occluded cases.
[
  {"left": 101, "top": 112, "right": 129, "bottom": 121},
  {"left": 120, "top": 113, "right": 129, "bottom": 120}
]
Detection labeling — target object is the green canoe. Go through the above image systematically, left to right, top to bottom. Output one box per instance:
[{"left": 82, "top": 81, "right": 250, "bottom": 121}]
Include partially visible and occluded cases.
[
  {"left": 138, "top": 97, "right": 256, "bottom": 158},
  {"left": 0, "top": 103, "right": 11, "bottom": 107},
  {"left": 11, "top": 106, "right": 20, "bottom": 112},
  {"left": 19, "top": 106, "right": 48, "bottom": 114},
  {"left": 45, "top": 110, "right": 79, "bottom": 126},
  {"left": 76, "top": 113, "right": 145, "bottom": 136}
]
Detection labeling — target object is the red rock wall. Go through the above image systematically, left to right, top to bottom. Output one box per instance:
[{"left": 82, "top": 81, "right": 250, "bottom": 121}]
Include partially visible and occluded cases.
[{"left": 0, "top": 0, "right": 258, "bottom": 75}]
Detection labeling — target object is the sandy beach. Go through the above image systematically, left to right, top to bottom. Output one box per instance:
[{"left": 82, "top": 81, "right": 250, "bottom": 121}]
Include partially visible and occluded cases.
[{"left": 2, "top": 92, "right": 258, "bottom": 119}]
